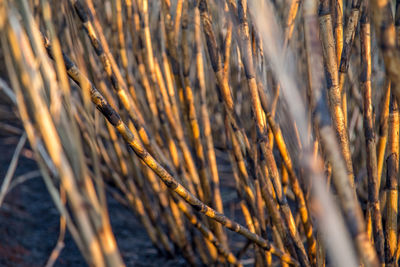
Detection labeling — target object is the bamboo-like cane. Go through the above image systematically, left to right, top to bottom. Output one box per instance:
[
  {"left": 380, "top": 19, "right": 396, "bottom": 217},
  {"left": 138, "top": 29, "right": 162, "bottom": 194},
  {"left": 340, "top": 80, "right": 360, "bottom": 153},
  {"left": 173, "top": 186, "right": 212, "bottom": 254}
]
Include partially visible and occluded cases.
[
  {"left": 6, "top": 0, "right": 400, "bottom": 265},
  {"left": 71, "top": 0, "right": 137, "bottom": 121},
  {"left": 73, "top": 0, "right": 162, "bottom": 158},
  {"left": 86, "top": 0, "right": 143, "bottom": 120},
  {"left": 115, "top": 0, "right": 137, "bottom": 105},
  {"left": 138, "top": 0, "right": 161, "bottom": 129},
  {"left": 161, "top": 0, "right": 212, "bottom": 202},
  {"left": 198, "top": 0, "right": 235, "bottom": 113},
  {"left": 283, "top": 0, "right": 301, "bottom": 49},
  {"left": 319, "top": 0, "right": 355, "bottom": 188},
  {"left": 334, "top": 0, "right": 343, "bottom": 65},
  {"left": 338, "top": 0, "right": 362, "bottom": 127},
  {"left": 370, "top": 0, "right": 400, "bottom": 100},
  {"left": 10, "top": 1, "right": 130, "bottom": 265},
  {"left": 76, "top": 1, "right": 203, "bottom": 208},
  {"left": 181, "top": 1, "right": 212, "bottom": 205},
  {"left": 233, "top": 1, "right": 316, "bottom": 264},
  {"left": 235, "top": 2, "right": 311, "bottom": 265},
  {"left": 305, "top": 2, "right": 379, "bottom": 266},
  {"left": 360, "top": 5, "right": 385, "bottom": 263},
  {"left": 194, "top": 6, "right": 229, "bottom": 250},
  {"left": 4, "top": 20, "right": 116, "bottom": 267},
  {"left": 43, "top": 38, "right": 298, "bottom": 266},
  {"left": 3, "top": 57, "right": 88, "bottom": 265},
  {"left": 377, "top": 81, "right": 391, "bottom": 185},
  {"left": 385, "top": 95, "right": 399, "bottom": 264},
  {"left": 386, "top": 96, "right": 399, "bottom": 264},
  {"left": 318, "top": 105, "right": 380, "bottom": 267},
  {"left": 265, "top": 113, "right": 316, "bottom": 261},
  {"left": 176, "top": 197, "right": 242, "bottom": 266}
]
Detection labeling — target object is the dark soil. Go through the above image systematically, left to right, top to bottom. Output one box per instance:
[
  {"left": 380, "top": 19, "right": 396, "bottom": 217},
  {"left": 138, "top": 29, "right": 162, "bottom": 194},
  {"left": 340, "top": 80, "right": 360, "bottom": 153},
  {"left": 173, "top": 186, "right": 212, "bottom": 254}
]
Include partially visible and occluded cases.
[
  {"left": 0, "top": 134, "right": 250, "bottom": 266},
  {"left": 0, "top": 136, "right": 188, "bottom": 266}
]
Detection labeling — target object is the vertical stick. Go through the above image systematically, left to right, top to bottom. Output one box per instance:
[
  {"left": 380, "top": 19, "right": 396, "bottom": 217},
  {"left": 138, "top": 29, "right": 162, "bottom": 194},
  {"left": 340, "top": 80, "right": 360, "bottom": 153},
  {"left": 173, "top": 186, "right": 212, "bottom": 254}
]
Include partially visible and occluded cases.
[
  {"left": 319, "top": 0, "right": 355, "bottom": 187},
  {"left": 360, "top": 4, "right": 385, "bottom": 263},
  {"left": 385, "top": 96, "right": 398, "bottom": 264}
]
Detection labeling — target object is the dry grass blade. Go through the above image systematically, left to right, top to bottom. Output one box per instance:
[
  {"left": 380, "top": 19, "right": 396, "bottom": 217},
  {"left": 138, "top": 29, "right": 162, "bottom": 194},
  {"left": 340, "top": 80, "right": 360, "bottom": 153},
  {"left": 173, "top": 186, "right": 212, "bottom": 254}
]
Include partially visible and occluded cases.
[{"left": 0, "top": 133, "right": 27, "bottom": 206}]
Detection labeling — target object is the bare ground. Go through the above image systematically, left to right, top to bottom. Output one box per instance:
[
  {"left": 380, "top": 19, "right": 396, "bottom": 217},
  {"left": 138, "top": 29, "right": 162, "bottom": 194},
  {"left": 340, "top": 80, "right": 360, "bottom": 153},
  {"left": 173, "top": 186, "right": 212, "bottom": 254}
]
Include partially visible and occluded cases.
[
  {"left": 0, "top": 134, "right": 250, "bottom": 266},
  {"left": 0, "top": 136, "right": 188, "bottom": 266}
]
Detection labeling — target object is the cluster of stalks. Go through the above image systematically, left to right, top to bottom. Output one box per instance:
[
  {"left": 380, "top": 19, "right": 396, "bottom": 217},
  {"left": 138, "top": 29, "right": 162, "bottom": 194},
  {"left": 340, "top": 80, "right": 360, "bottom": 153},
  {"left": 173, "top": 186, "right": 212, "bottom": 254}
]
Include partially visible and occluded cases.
[{"left": 1, "top": 0, "right": 400, "bottom": 266}]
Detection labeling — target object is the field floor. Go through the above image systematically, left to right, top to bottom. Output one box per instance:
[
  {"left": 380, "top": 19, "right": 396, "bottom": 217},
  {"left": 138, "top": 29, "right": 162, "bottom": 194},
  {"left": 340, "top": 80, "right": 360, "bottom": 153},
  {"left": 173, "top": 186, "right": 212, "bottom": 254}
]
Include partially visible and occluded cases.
[
  {"left": 0, "top": 135, "right": 249, "bottom": 266},
  {"left": 0, "top": 136, "right": 187, "bottom": 266}
]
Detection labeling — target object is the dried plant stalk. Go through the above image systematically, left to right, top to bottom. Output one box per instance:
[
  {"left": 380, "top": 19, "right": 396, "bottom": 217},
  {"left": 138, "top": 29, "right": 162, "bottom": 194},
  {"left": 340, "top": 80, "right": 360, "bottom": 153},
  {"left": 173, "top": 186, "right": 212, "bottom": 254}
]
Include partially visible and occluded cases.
[
  {"left": 319, "top": 0, "right": 355, "bottom": 187},
  {"left": 360, "top": 5, "right": 384, "bottom": 262}
]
